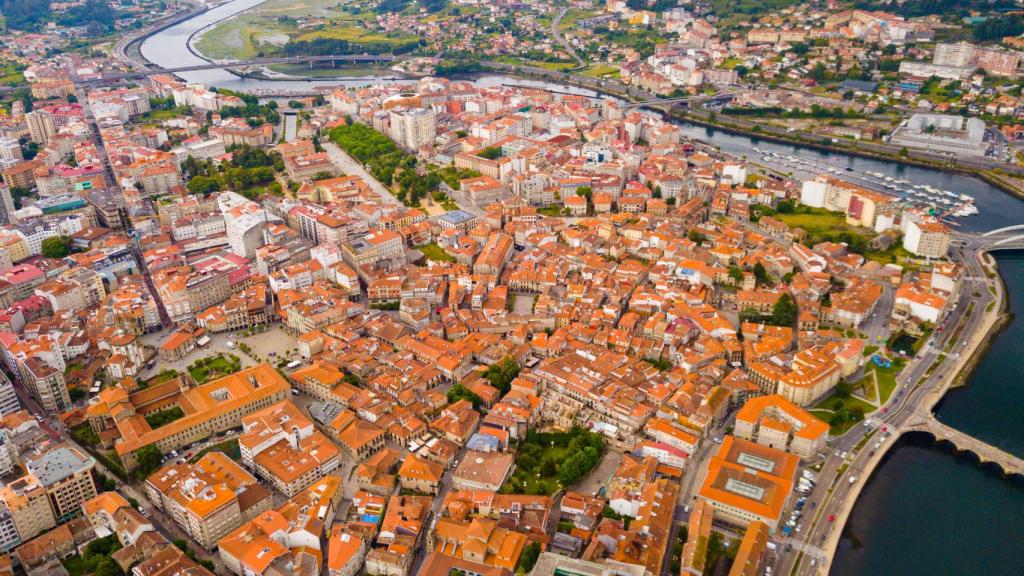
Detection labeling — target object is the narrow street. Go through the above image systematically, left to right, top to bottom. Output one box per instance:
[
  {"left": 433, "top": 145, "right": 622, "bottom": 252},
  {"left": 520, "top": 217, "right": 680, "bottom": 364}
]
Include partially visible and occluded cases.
[{"left": 322, "top": 141, "right": 403, "bottom": 207}]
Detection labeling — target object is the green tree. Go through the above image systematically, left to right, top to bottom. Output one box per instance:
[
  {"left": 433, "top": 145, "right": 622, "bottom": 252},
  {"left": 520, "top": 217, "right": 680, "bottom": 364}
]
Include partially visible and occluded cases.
[
  {"left": 809, "top": 62, "right": 828, "bottom": 82},
  {"left": 187, "top": 175, "right": 221, "bottom": 196},
  {"left": 776, "top": 199, "right": 796, "bottom": 213},
  {"left": 41, "top": 236, "right": 70, "bottom": 259},
  {"left": 753, "top": 262, "right": 770, "bottom": 286},
  {"left": 728, "top": 266, "right": 744, "bottom": 284},
  {"left": 771, "top": 293, "right": 798, "bottom": 327},
  {"left": 484, "top": 357, "right": 520, "bottom": 395},
  {"left": 835, "top": 381, "right": 853, "bottom": 397},
  {"left": 447, "top": 382, "right": 483, "bottom": 408},
  {"left": 134, "top": 444, "right": 163, "bottom": 480},
  {"left": 541, "top": 457, "right": 558, "bottom": 477},
  {"left": 518, "top": 542, "right": 542, "bottom": 572}
]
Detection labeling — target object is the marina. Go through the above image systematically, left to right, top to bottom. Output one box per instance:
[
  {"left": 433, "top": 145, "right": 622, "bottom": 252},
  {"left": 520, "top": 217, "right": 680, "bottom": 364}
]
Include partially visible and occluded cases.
[{"left": 752, "top": 148, "right": 979, "bottom": 222}]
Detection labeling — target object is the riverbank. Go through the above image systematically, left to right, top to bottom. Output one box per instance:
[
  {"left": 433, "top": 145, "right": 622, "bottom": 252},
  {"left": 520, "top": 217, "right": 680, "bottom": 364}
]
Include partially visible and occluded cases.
[
  {"left": 476, "top": 65, "right": 1024, "bottom": 202},
  {"left": 669, "top": 109, "right": 1024, "bottom": 200},
  {"left": 979, "top": 170, "right": 1024, "bottom": 201},
  {"left": 820, "top": 249, "right": 1006, "bottom": 574},
  {"left": 948, "top": 255, "right": 1013, "bottom": 390}
]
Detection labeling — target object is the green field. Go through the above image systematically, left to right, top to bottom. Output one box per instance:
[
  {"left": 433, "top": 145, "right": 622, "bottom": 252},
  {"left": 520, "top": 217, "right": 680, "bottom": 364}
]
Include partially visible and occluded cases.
[
  {"left": 194, "top": 0, "right": 386, "bottom": 60},
  {"left": 197, "top": 20, "right": 293, "bottom": 59},
  {"left": 297, "top": 25, "right": 418, "bottom": 45},
  {"left": 494, "top": 56, "right": 576, "bottom": 71},
  {"left": 0, "top": 60, "right": 25, "bottom": 86},
  {"left": 265, "top": 63, "right": 396, "bottom": 77},
  {"left": 582, "top": 63, "right": 620, "bottom": 78},
  {"left": 774, "top": 208, "right": 861, "bottom": 238}
]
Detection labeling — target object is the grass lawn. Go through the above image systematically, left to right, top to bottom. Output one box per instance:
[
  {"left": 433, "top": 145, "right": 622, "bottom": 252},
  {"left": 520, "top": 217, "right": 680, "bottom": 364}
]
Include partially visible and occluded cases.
[
  {"left": 720, "top": 57, "right": 742, "bottom": 70},
  {"left": 582, "top": 64, "right": 620, "bottom": 78},
  {"left": 139, "top": 107, "right": 193, "bottom": 123},
  {"left": 774, "top": 208, "right": 870, "bottom": 242},
  {"left": 419, "top": 242, "right": 455, "bottom": 263},
  {"left": 864, "top": 244, "right": 914, "bottom": 266},
  {"left": 188, "top": 354, "right": 241, "bottom": 384},
  {"left": 867, "top": 358, "right": 904, "bottom": 404},
  {"left": 147, "top": 369, "right": 181, "bottom": 387},
  {"left": 812, "top": 392, "right": 876, "bottom": 435},
  {"left": 816, "top": 392, "right": 876, "bottom": 414},
  {"left": 145, "top": 406, "right": 185, "bottom": 429},
  {"left": 810, "top": 408, "right": 862, "bottom": 436},
  {"left": 70, "top": 423, "right": 100, "bottom": 448},
  {"left": 190, "top": 439, "right": 241, "bottom": 463},
  {"left": 504, "top": 445, "right": 568, "bottom": 495}
]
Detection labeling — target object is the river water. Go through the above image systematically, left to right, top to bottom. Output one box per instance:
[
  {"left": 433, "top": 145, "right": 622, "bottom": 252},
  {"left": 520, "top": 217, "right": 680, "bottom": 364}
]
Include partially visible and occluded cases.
[{"left": 143, "top": 2, "right": 1024, "bottom": 573}]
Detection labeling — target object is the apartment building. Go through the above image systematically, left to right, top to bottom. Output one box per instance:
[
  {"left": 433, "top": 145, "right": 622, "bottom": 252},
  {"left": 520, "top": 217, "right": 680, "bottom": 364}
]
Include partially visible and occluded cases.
[
  {"left": 389, "top": 107, "right": 437, "bottom": 151},
  {"left": 219, "top": 192, "right": 283, "bottom": 259},
  {"left": 903, "top": 219, "right": 951, "bottom": 259},
  {"left": 341, "top": 228, "right": 405, "bottom": 271},
  {"left": 21, "top": 357, "right": 71, "bottom": 415},
  {"left": 0, "top": 372, "right": 19, "bottom": 417},
  {"left": 733, "top": 395, "right": 828, "bottom": 459},
  {"left": 239, "top": 401, "right": 342, "bottom": 498},
  {"left": 0, "top": 443, "right": 96, "bottom": 544},
  {"left": 24, "top": 445, "right": 98, "bottom": 523},
  {"left": 145, "top": 452, "right": 273, "bottom": 549},
  {"left": 218, "top": 475, "right": 343, "bottom": 576},
  {"left": 0, "top": 477, "right": 54, "bottom": 543},
  {"left": 81, "top": 494, "right": 162, "bottom": 564}
]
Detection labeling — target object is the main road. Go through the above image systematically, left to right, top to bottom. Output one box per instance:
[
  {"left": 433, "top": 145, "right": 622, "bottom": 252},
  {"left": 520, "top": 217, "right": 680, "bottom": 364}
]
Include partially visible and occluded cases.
[
  {"left": 551, "top": 8, "right": 585, "bottom": 69},
  {"left": 777, "top": 236, "right": 1000, "bottom": 576}
]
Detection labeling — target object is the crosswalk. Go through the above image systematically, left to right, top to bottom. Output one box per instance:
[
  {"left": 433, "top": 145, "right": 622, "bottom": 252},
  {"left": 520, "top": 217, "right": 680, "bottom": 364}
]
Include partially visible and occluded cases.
[{"left": 780, "top": 537, "right": 825, "bottom": 560}]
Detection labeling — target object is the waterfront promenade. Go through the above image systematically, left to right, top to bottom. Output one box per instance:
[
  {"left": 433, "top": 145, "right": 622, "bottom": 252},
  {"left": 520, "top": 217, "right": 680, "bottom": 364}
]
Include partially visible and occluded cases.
[{"left": 785, "top": 234, "right": 1017, "bottom": 576}]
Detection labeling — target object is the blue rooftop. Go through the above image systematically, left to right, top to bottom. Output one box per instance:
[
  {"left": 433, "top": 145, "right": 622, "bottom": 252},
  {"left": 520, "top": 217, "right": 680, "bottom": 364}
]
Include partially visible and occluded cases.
[{"left": 439, "top": 210, "right": 476, "bottom": 225}]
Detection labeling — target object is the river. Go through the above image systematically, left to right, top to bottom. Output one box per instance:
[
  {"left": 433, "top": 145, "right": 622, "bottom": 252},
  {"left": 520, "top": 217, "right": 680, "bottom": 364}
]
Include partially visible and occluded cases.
[{"left": 142, "top": 2, "right": 1024, "bottom": 574}]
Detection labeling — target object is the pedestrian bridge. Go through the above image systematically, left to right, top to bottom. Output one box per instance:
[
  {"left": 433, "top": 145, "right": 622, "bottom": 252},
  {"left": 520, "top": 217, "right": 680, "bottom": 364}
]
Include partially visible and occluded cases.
[
  {"left": 982, "top": 223, "right": 1024, "bottom": 237},
  {"left": 958, "top": 229, "right": 1024, "bottom": 252},
  {"left": 980, "top": 233, "right": 1024, "bottom": 251},
  {"left": 901, "top": 415, "right": 1024, "bottom": 477}
]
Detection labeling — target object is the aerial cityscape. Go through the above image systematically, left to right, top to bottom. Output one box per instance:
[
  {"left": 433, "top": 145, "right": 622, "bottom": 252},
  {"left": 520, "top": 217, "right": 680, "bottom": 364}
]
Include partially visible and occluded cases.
[{"left": 0, "top": 0, "right": 1020, "bottom": 575}]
